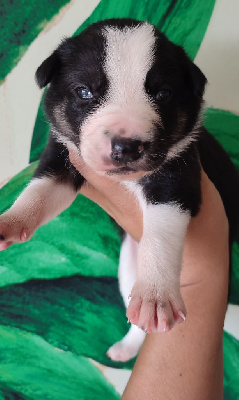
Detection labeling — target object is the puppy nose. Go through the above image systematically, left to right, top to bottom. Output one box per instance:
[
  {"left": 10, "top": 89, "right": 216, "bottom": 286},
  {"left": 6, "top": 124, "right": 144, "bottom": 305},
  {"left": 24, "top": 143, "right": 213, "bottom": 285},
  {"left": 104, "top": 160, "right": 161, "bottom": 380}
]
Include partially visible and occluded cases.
[{"left": 111, "top": 138, "right": 144, "bottom": 163}]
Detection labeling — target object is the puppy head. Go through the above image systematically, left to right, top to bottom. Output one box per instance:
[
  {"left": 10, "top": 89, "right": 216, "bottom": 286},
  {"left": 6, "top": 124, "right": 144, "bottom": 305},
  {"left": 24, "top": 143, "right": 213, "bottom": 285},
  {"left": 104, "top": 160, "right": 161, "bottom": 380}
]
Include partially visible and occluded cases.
[{"left": 36, "top": 19, "right": 206, "bottom": 178}]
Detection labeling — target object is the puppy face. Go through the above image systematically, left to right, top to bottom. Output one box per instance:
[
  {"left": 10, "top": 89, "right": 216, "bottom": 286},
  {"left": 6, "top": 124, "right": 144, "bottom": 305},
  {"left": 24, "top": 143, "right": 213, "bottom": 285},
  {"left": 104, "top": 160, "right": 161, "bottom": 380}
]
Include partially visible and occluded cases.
[{"left": 36, "top": 19, "right": 206, "bottom": 178}]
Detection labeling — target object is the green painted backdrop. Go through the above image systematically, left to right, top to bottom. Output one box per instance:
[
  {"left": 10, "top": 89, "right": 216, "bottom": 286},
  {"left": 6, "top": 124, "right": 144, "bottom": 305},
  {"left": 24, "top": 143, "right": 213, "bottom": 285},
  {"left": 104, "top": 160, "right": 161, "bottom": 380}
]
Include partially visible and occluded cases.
[{"left": 0, "top": 0, "right": 239, "bottom": 398}]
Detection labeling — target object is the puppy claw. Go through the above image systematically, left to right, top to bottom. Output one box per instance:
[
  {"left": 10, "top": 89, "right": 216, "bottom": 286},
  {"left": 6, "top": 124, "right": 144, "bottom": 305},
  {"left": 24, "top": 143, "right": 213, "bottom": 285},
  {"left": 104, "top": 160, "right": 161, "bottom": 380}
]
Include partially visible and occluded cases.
[
  {"left": 20, "top": 229, "right": 29, "bottom": 242},
  {"left": 127, "top": 282, "right": 186, "bottom": 334},
  {"left": 177, "top": 310, "right": 186, "bottom": 324},
  {"left": 178, "top": 310, "right": 186, "bottom": 320},
  {"left": 163, "top": 320, "right": 172, "bottom": 333},
  {"left": 140, "top": 325, "right": 147, "bottom": 333}
]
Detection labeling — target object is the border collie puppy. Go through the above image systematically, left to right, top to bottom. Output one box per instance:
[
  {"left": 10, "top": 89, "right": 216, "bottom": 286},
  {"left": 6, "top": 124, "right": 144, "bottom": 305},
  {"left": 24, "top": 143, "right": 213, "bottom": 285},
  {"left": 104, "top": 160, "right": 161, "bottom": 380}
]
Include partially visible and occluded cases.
[{"left": 0, "top": 19, "right": 239, "bottom": 362}]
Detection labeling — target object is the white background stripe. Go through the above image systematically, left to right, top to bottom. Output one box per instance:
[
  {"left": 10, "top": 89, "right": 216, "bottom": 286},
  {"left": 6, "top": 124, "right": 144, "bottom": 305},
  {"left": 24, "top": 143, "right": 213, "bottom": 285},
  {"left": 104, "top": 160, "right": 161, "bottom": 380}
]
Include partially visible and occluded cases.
[
  {"left": 0, "top": 0, "right": 100, "bottom": 186},
  {"left": 195, "top": 0, "right": 239, "bottom": 114},
  {"left": 0, "top": 1, "right": 238, "bottom": 393}
]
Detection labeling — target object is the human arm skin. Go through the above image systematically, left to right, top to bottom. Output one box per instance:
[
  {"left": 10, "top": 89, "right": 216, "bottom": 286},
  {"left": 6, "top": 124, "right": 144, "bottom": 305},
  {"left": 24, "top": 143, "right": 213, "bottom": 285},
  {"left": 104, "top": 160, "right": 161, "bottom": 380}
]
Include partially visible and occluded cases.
[
  {"left": 69, "top": 150, "right": 229, "bottom": 400},
  {"left": 122, "top": 171, "right": 228, "bottom": 400}
]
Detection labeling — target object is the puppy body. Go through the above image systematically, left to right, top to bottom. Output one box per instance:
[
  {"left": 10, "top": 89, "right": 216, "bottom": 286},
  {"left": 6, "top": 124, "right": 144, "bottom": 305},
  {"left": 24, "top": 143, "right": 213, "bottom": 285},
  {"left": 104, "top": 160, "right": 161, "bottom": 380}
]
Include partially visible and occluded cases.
[{"left": 0, "top": 19, "right": 239, "bottom": 362}]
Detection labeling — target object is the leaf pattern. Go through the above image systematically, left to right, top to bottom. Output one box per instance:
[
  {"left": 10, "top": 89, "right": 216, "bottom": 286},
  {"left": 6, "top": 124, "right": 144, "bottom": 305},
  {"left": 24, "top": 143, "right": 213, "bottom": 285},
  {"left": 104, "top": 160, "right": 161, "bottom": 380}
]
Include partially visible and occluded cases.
[
  {"left": 0, "top": 0, "right": 71, "bottom": 83},
  {"left": 1, "top": 0, "right": 239, "bottom": 398}
]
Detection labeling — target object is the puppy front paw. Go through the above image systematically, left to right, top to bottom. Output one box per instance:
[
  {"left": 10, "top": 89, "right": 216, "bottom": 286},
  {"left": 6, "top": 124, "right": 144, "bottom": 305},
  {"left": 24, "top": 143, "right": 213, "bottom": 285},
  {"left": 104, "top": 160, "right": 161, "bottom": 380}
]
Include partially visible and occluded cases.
[
  {"left": 0, "top": 212, "right": 32, "bottom": 251},
  {"left": 126, "top": 281, "right": 186, "bottom": 333}
]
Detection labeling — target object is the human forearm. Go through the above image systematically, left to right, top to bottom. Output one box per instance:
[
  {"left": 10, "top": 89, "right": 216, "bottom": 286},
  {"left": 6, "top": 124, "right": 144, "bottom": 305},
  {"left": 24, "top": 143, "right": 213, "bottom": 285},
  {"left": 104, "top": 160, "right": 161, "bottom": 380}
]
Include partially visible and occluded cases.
[{"left": 122, "top": 173, "right": 229, "bottom": 399}]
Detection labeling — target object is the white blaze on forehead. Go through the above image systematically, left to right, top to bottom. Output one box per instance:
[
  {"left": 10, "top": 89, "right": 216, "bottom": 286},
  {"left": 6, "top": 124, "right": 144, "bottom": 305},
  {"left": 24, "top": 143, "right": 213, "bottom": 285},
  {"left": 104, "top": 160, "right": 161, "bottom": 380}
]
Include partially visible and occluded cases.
[
  {"left": 79, "top": 23, "right": 160, "bottom": 173},
  {"left": 103, "top": 23, "right": 156, "bottom": 103}
]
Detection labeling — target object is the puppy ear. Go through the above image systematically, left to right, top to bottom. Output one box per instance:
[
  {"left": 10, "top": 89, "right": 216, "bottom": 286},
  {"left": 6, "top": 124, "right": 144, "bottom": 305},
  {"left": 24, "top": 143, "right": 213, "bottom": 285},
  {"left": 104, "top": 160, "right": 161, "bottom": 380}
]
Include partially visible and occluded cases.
[
  {"left": 175, "top": 45, "right": 207, "bottom": 98},
  {"left": 35, "top": 51, "right": 61, "bottom": 88},
  {"left": 186, "top": 60, "right": 207, "bottom": 98}
]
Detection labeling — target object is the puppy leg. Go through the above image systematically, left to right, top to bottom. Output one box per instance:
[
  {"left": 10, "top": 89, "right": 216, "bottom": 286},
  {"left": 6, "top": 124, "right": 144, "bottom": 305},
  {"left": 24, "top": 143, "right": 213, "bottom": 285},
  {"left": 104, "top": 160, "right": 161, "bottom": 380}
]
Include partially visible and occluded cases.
[
  {"left": 0, "top": 135, "right": 84, "bottom": 251},
  {"left": 124, "top": 150, "right": 201, "bottom": 333},
  {"left": 0, "top": 177, "right": 78, "bottom": 250},
  {"left": 127, "top": 203, "right": 189, "bottom": 333},
  {"left": 107, "top": 234, "right": 145, "bottom": 362}
]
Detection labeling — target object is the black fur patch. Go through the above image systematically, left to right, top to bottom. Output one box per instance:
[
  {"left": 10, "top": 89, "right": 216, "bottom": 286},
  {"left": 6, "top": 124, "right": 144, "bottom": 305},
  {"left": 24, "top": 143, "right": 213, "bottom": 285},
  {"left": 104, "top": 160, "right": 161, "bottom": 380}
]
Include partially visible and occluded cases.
[
  {"left": 34, "top": 18, "right": 239, "bottom": 243},
  {"left": 36, "top": 19, "right": 207, "bottom": 170},
  {"left": 198, "top": 128, "right": 239, "bottom": 244},
  {"left": 34, "top": 135, "right": 84, "bottom": 191},
  {"left": 140, "top": 144, "right": 201, "bottom": 217}
]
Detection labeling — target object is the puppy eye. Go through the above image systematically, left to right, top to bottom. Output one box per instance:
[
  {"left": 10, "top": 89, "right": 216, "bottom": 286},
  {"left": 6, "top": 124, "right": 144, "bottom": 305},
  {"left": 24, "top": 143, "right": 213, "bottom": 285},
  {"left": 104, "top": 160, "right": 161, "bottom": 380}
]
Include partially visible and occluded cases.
[
  {"left": 76, "top": 86, "right": 93, "bottom": 99},
  {"left": 156, "top": 89, "right": 172, "bottom": 101}
]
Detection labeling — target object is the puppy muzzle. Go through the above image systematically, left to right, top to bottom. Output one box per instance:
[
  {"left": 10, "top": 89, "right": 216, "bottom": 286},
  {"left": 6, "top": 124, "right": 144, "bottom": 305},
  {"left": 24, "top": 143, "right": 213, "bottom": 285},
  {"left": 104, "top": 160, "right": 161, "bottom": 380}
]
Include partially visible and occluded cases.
[{"left": 111, "top": 137, "right": 145, "bottom": 164}]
